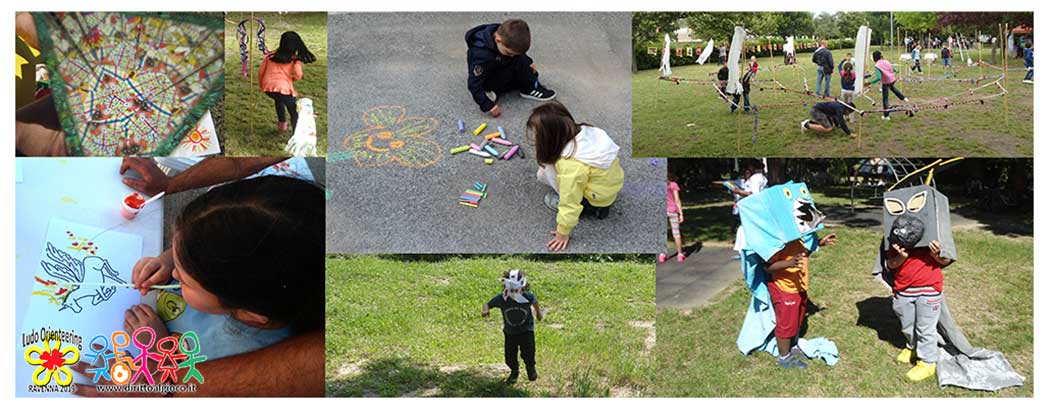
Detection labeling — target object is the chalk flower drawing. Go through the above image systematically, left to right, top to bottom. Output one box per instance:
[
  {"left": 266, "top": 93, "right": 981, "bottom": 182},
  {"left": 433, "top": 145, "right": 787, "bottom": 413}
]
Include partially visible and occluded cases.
[
  {"left": 342, "top": 106, "right": 441, "bottom": 168},
  {"left": 34, "top": 241, "right": 125, "bottom": 313},
  {"left": 24, "top": 336, "right": 80, "bottom": 386}
]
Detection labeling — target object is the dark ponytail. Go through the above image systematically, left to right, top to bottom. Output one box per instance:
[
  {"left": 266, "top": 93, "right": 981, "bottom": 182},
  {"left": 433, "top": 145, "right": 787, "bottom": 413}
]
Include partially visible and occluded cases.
[
  {"left": 270, "top": 31, "right": 316, "bottom": 64},
  {"left": 174, "top": 176, "right": 324, "bottom": 333}
]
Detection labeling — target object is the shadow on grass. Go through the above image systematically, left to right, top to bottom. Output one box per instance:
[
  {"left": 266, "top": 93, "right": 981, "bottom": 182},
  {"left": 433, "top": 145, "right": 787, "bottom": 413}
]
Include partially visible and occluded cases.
[
  {"left": 855, "top": 296, "right": 907, "bottom": 349},
  {"left": 326, "top": 357, "right": 528, "bottom": 397}
]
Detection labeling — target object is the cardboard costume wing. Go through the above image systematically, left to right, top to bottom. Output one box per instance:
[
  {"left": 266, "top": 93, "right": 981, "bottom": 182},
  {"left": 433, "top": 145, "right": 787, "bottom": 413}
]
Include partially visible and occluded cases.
[
  {"left": 34, "top": 12, "right": 224, "bottom": 156},
  {"left": 738, "top": 181, "right": 825, "bottom": 261}
]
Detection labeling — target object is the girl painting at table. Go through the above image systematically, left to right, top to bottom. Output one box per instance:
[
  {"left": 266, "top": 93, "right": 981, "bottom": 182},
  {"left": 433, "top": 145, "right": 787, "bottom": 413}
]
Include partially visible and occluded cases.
[{"left": 121, "top": 175, "right": 324, "bottom": 360}]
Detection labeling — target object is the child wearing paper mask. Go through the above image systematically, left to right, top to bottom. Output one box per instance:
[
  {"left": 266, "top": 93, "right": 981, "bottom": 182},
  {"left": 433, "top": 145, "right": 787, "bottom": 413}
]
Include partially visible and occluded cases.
[
  {"left": 529, "top": 101, "right": 624, "bottom": 252},
  {"left": 122, "top": 175, "right": 324, "bottom": 360},
  {"left": 885, "top": 215, "right": 954, "bottom": 382},
  {"left": 482, "top": 270, "right": 543, "bottom": 384}
]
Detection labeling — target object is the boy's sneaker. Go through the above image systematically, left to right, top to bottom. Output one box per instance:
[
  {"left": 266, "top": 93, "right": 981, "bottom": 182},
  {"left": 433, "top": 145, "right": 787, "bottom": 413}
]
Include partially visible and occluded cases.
[
  {"left": 1023, "top": 79, "right": 1034, "bottom": 84},
  {"left": 520, "top": 84, "right": 556, "bottom": 101},
  {"left": 485, "top": 91, "right": 498, "bottom": 103},
  {"left": 903, "top": 97, "right": 910, "bottom": 103},
  {"left": 881, "top": 115, "right": 891, "bottom": 121},
  {"left": 801, "top": 120, "right": 809, "bottom": 133},
  {"left": 543, "top": 192, "right": 559, "bottom": 211},
  {"left": 658, "top": 253, "right": 668, "bottom": 263},
  {"left": 676, "top": 254, "right": 686, "bottom": 262},
  {"left": 896, "top": 348, "right": 914, "bottom": 364},
  {"left": 776, "top": 353, "right": 808, "bottom": 369},
  {"left": 905, "top": 361, "right": 937, "bottom": 382},
  {"left": 526, "top": 366, "right": 538, "bottom": 381},
  {"left": 506, "top": 370, "right": 519, "bottom": 384}
]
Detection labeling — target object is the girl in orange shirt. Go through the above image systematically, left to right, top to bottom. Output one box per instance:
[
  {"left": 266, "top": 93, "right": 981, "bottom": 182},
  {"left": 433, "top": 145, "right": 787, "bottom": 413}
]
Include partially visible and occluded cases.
[{"left": 259, "top": 31, "right": 316, "bottom": 133}]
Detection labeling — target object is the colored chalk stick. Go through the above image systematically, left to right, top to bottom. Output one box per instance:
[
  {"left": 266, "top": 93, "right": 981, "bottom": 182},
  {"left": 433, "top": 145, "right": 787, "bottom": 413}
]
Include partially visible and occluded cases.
[
  {"left": 457, "top": 119, "right": 465, "bottom": 133},
  {"left": 473, "top": 123, "right": 487, "bottom": 136},
  {"left": 497, "top": 126, "right": 506, "bottom": 140},
  {"left": 484, "top": 132, "right": 501, "bottom": 140},
  {"left": 490, "top": 137, "right": 512, "bottom": 146},
  {"left": 469, "top": 143, "right": 482, "bottom": 151},
  {"left": 450, "top": 145, "right": 470, "bottom": 154},
  {"left": 483, "top": 145, "right": 499, "bottom": 156},
  {"left": 502, "top": 145, "right": 520, "bottom": 160},
  {"left": 468, "top": 149, "right": 491, "bottom": 158},
  {"left": 485, "top": 158, "right": 494, "bottom": 165},
  {"left": 465, "top": 190, "right": 484, "bottom": 196},
  {"left": 459, "top": 202, "right": 479, "bottom": 208}
]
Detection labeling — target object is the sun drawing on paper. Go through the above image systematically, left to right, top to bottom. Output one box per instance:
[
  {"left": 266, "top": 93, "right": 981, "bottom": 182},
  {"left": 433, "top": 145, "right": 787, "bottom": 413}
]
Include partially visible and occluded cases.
[
  {"left": 179, "top": 125, "right": 213, "bottom": 153},
  {"left": 32, "top": 239, "right": 126, "bottom": 313}
]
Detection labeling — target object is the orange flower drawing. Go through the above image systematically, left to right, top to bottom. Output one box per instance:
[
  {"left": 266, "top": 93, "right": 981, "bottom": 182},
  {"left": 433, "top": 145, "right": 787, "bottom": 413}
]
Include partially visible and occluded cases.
[{"left": 342, "top": 106, "right": 441, "bottom": 168}]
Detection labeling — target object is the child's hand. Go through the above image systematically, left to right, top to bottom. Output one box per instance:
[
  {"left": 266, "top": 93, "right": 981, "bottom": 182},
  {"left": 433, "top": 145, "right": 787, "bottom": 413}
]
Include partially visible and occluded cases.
[
  {"left": 489, "top": 104, "right": 502, "bottom": 118},
  {"left": 679, "top": 212, "right": 685, "bottom": 223},
  {"left": 547, "top": 231, "right": 570, "bottom": 252},
  {"left": 819, "top": 233, "right": 838, "bottom": 246},
  {"left": 929, "top": 240, "right": 941, "bottom": 256},
  {"left": 892, "top": 243, "right": 910, "bottom": 258},
  {"left": 791, "top": 254, "right": 808, "bottom": 269},
  {"left": 131, "top": 256, "right": 173, "bottom": 296},
  {"left": 124, "top": 304, "right": 169, "bottom": 340},
  {"left": 481, "top": 309, "right": 490, "bottom": 317}
]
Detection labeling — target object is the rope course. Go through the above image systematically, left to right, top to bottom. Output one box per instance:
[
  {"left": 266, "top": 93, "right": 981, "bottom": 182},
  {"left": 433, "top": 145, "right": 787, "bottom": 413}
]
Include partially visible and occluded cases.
[{"left": 655, "top": 25, "right": 1011, "bottom": 148}]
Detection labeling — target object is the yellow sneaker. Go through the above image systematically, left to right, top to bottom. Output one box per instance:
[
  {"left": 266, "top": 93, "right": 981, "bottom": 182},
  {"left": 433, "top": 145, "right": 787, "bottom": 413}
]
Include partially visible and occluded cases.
[
  {"left": 896, "top": 348, "right": 913, "bottom": 364},
  {"left": 906, "top": 361, "right": 937, "bottom": 382}
]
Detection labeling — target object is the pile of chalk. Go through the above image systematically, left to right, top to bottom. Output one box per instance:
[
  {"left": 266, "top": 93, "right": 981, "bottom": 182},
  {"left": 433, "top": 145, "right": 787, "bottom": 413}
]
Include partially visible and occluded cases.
[
  {"left": 449, "top": 120, "right": 524, "bottom": 165},
  {"left": 459, "top": 182, "right": 488, "bottom": 208}
]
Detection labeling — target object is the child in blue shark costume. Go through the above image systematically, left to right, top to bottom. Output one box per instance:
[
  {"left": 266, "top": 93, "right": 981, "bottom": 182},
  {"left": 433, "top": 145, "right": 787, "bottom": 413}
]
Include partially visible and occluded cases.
[{"left": 735, "top": 181, "right": 840, "bottom": 366}]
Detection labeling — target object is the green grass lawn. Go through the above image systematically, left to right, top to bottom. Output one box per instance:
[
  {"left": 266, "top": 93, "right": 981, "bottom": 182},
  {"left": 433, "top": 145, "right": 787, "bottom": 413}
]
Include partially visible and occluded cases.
[
  {"left": 223, "top": 12, "right": 328, "bottom": 156},
  {"left": 633, "top": 48, "right": 1033, "bottom": 157},
  {"left": 652, "top": 225, "right": 1033, "bottom": 397},
  {"left": 325, "top": 255, "right": 655, "bottom": 397}
]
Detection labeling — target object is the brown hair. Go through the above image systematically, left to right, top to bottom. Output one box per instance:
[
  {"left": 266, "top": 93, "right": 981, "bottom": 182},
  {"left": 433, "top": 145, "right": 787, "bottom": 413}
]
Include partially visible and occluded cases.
[
  {"left": 496, "top": 19, "right": 531, "bottom": 54},
  {"left": 527, "top": 101, "right": 587, "bottom": 165},
  {"left": 174, "top": 176, "right": 324, "bottom": 333}
]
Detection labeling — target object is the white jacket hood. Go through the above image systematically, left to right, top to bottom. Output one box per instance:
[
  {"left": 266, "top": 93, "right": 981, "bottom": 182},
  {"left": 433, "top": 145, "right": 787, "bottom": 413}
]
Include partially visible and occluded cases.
[{"left": 560, "top": 126, "right": 620, "bottom": 169}]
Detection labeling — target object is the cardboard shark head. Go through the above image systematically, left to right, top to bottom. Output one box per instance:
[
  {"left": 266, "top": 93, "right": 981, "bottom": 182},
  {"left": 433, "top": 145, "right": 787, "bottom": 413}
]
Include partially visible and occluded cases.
[
  {"left": 738, "top": 181, "right": 825, "bottom": 261},
  {"left": 881, "top": 184, "right": 957, "bottom": 260}
]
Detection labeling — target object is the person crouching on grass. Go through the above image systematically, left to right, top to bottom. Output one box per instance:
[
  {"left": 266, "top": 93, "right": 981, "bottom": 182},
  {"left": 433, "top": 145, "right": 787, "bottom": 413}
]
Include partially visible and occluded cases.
[{"left": 482, "top": 270, "right": 543, "bottom": 384}]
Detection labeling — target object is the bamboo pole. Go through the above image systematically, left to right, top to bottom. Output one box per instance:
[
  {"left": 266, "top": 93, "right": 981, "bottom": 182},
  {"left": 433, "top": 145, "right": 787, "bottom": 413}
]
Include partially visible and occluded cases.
[{"left": 248, "top": 12, "right": 255, "bottom": 139}]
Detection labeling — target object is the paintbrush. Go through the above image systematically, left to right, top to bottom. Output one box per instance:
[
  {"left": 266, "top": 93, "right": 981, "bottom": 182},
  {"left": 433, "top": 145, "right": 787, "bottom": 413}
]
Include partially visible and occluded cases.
[{"left": 65, "top": 281, "right": 181, "bottom": 290}]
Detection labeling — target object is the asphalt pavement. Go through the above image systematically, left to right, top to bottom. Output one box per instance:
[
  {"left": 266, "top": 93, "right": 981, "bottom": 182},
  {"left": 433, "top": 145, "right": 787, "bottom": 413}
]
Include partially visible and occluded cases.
[{"left": 325, "top": 12, "right": 664, "bottom": 253}]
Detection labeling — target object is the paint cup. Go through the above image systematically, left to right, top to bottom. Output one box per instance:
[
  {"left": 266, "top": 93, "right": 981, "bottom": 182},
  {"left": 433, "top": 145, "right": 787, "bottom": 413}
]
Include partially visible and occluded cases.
[{"left": 121, "top": 193, "right": 146, "bottom": 220}]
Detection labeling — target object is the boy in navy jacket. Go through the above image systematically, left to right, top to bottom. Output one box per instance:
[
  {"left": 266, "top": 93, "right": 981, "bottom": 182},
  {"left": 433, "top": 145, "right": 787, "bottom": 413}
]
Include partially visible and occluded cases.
[{"left": 465, "top": 19, "right": 556, "bottom": 117}]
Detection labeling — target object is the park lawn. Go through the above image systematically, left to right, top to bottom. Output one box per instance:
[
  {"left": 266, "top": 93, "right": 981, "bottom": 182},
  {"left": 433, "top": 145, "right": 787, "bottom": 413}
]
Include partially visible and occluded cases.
[
  {"left": 223, "top": 12, "right": 328, "bottom": 156},
  {"left": 633, "top": 48, "right": 1033, "bottom": 157},
  {"left": 651, "top": 225, "right": 1033, "bottom": 397},
  {"left": 325, "top": 255, "right": 655, "bottom": 397}
]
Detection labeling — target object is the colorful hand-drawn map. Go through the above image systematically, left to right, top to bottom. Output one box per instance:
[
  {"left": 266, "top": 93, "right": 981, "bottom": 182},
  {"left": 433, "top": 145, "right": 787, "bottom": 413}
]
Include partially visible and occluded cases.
[{"left": 34, "top": 12, "right": 224, "bottom": 156}]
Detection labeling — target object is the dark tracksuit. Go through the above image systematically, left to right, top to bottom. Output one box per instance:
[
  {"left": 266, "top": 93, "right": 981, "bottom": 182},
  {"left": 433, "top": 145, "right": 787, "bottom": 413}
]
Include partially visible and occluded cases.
[
  {"left": 466, "top": 24, "right": 539, "bottom": 113},
  {"left": 717, "top": 66, "right": 729, "bottom": 95},
  {"left": 731, "top": 70, "right": 752, "bottom": 112},
  {"left": 811, "top": 101, "right": 852, "bottom": 136},
  {"left": 488, "top": 292, "right": 538, "bottom": 374}
]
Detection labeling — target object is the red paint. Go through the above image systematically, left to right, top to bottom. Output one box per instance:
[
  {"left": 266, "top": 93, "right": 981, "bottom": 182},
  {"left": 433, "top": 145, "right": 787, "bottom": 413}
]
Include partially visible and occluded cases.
[{"left": 124, "top": 193, "right": 146, "bottom": 209}]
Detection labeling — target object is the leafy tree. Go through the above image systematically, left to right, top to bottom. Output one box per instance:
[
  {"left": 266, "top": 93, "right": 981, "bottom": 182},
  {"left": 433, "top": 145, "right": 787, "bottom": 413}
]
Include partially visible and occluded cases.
[
  {"left": 632, "top": 12, "right": 683, "bottom": 72},
  {"left": 813, "top": 12, "right": 841, "bottom": 39}
]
